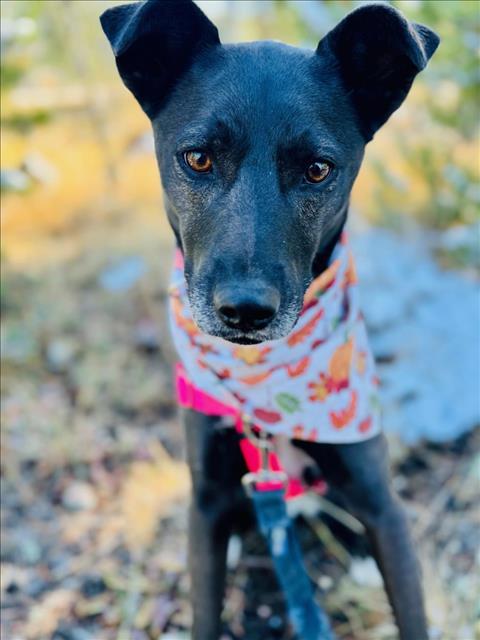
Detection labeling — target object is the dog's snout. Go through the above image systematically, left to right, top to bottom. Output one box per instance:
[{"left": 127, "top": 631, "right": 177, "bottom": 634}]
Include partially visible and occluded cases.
[{"left": 214, "top": 284, "right": 280, "bottom": 332}]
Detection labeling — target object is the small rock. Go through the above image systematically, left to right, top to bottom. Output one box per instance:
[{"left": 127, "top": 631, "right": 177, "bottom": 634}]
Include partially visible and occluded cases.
[
  {"left": 46, "top": 338, "right": 76, "bottom": 373},
  {"left": 391, "top": 474, "right": 409, "bottom": 493},
  {"left": 62, "top": 482, "right": 97, "bottom": 511},
  {"left": 16, "top": 533, "right": 42, "bottom": 565},
  {"left": 349, "top": 557, "right": 382, "bottom": 588},
  {"left": 318, "top": 575, "right": 333, "bottom": 590},
  {"left": 257, "top": 604, "right": 272, "bottom": 619}
]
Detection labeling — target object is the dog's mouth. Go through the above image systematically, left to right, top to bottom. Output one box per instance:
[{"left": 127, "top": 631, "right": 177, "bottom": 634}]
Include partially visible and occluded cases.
[
  {"left": 213, "top": 327, "right": 273, "bottom": 345},
  {"left": 225, "top": 335, "right": 264, "bottom": 345}
]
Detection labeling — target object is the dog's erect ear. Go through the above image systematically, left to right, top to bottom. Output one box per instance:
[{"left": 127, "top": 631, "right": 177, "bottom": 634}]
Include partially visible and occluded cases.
[
  {"left": 100, "top": 0, "right": 220, "bottom": 118},
  {"left": 318, "top": 3, "right": 439, "bottom": 141}
]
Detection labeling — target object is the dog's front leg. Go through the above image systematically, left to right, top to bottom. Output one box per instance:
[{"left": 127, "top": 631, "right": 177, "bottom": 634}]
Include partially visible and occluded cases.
[
  {"left": 183, "top": 409, "right": 245, "bottom": 640},
  {"left": 296, "top": 434, "right": 428, "bottom": 640},
  {"left": 188, "top": 501, "right": 228, "bottom": 640}
]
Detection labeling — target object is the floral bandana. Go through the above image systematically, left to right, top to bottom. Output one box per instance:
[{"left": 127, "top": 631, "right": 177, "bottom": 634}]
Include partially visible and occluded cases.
[{"left": 168, "top": 235, "right": 381, "bottom": 443}]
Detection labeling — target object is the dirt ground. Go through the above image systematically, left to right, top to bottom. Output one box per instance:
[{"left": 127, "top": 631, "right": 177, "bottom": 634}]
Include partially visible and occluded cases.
[{"left": 1, "top": 215, "right": 479, "bottom": 640}]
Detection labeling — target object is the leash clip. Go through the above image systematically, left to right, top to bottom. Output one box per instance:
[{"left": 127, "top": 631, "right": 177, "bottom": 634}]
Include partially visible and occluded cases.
[{"left": 241, "top": 415, "right": 287, "bottom": 495}]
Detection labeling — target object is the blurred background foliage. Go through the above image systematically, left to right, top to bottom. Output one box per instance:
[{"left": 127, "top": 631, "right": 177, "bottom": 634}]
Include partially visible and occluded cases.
[{"left": 1, "top": 3, "right": 479, "bottom": 640}]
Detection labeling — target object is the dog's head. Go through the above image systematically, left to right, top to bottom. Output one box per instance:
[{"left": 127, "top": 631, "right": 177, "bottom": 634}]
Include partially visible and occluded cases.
[{"left": 101, "top": 0, "right": 438, "bottom": 344}]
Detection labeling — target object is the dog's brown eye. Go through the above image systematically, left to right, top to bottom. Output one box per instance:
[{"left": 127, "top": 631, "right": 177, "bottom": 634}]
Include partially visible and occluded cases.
[
  {"left": 184, "top": 150, "right": 213, "bottom": 173},
  {"left": 305, "top": 160, "right": 332, "bottom": 184}
]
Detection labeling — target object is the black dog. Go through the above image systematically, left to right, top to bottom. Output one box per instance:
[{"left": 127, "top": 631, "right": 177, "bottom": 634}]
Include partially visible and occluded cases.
[{"left": 101, "top": 2, "right": 439, "bottom": 638}]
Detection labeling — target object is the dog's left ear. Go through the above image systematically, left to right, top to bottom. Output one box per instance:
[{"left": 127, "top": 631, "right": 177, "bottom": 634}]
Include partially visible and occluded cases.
[
  {"left": 100, "top": 0, "right": 220, "bottom": 119},
  {"left": 318, "top": 3, "right": 439, "bottom": 141}
]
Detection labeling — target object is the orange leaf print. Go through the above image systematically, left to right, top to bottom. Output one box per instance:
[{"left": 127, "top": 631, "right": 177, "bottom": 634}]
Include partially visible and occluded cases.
[
  {"left": 342, "top": 251, "right": 358, "bottom": 288},
  {"left": 303, "top": 260, "right": 340, "bottom": 303},
  {"left": 170, "top": 296, "right": 183, "bottom": 318},
  {"left": 287, "top": 309, "right": 324, "bottom": 347},
  {"left": 180, "top": 317, "right": 200, "bottom": 337},
  {"left": 329, "top": 337, "right": 354, "bottom": 383},
  {"left": 199, "top": 344, "right": 216, "bottom": 355},
  {"left": 234, "top": 346, "right": 271, "bottom": 365},
  {"left": 286, "top": 356, "right": 310, "bottom": 378},
  {"left": 239, "top": 371, "right": 273, "bottom": 385},
  {"left": 330, "top": 390, "right": 358, "bottom": 429},
  {"left": 358, "top": 416, "right": 372, "bottom": 433}
]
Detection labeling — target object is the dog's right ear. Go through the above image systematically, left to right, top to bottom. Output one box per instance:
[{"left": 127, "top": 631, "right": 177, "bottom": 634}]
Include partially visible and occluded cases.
[{"left": 100, "top": 0, "right": 220, "bottom": 119}]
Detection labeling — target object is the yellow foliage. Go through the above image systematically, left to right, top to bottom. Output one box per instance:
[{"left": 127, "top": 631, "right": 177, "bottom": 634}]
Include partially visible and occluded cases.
[
  {"left": 1, "top": 93, "right": 165, "bottom": 268},
  {"left": 119, "top": 442, "right": 190, "bottom": 550}
]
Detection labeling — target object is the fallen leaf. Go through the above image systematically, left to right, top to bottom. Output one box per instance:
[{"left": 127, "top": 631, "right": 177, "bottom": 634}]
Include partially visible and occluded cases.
[
  {"left": 119, "top": 443, "right": 189, "bottom": 549},
  {"left": 25, "top": 589, "right": 77, "bottom": 638}
]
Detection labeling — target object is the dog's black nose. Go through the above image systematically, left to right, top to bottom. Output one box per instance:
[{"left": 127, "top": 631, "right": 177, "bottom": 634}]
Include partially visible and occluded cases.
[{"left": 214, "top": 284, "right": 280, "bottom": 332}]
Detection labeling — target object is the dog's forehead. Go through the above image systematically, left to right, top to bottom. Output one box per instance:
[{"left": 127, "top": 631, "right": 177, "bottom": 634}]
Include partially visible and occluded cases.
[
  {"left": 160, "top": 41, "right": 359, "bottom": 151},
  {"left": 219, "top": 41, "right": 317, "bottom": 95}
]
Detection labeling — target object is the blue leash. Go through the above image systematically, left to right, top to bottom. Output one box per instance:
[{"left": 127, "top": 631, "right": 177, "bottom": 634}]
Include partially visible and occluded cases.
[{"left": 250, "top": 487, "right": 336, "bottom": 640}]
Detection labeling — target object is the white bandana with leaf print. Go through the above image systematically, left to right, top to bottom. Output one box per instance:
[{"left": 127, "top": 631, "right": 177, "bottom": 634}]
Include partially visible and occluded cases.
[{"left": 168, "top": 235, "right": 381, "bottom": 443}]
